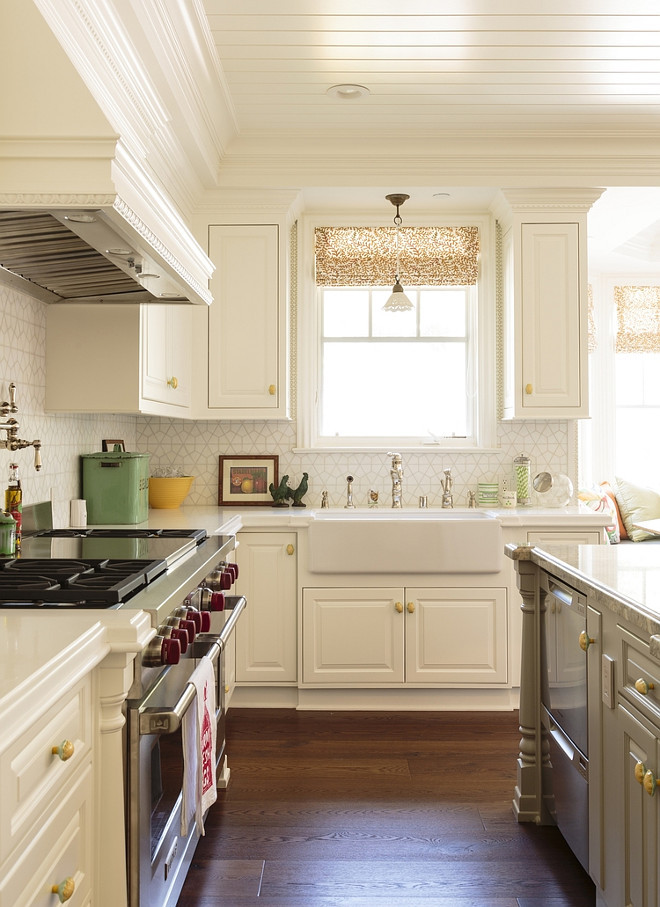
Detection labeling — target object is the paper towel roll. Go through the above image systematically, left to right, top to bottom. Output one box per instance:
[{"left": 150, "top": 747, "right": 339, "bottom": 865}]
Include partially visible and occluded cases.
[{"left": 70, "top": 499, "right": 87, "bottom": 528}]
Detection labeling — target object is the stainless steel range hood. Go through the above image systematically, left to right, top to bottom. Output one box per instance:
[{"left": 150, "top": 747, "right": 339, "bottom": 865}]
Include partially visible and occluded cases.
[{"left": 0, "top": 208, "right": 212, "bottom": 305}]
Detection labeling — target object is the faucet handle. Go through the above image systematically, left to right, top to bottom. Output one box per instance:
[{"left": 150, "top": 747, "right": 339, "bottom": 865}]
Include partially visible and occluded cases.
[
  {"left": 0, "top": 383, "right": 18, "bottom": 417},
  {"left": 33, "top": 441, "right": 42, "bottom": 471}
]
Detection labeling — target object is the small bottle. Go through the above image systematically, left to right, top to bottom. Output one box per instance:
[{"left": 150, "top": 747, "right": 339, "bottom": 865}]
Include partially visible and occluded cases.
[
  {"left": 513, "top": 454, "right": 531, "bottom": 506},
  {"left": 5, "top": 462, "right": 22, "bottom": 552},
  {"left": 0, "top": 511, "right": 16, "bottom": 557}
]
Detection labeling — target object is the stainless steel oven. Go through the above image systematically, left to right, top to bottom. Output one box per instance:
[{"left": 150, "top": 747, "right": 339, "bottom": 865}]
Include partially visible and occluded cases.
[
  {"left": 540, "top": 573, "right": 589, "bottom": 872},
  {"left": 126, "top": 596, "right": 245, "bottom": 907}
]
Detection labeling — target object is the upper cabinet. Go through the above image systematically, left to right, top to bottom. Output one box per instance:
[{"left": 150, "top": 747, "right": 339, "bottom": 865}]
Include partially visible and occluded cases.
[
  {"left": 497, "top": 189, "right": 604, "bottom": 420},
  {"left": 192, "top": 196, "right": 298, "bottom": 421},
  {"left": 46, "top": 303, "right": 192, "bottom": 416}
]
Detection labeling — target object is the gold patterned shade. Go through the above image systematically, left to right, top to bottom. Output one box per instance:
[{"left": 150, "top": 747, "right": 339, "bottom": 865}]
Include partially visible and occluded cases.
[
  {"left": 314, "top": 226, "right": 479, "bottom": 287},
  {"left": 587, "top": 284, "right": 596, "bottom": 352},
  {"left": 615, "top": 286, "right": 660, "bottom": 353}
]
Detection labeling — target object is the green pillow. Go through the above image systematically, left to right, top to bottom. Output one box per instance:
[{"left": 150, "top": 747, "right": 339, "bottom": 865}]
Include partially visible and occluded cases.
[{"left": 614, "top": 476, "right": 660, "bottom": 542}]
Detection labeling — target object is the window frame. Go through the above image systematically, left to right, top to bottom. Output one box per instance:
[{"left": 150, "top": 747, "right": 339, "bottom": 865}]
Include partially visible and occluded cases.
[{"left": 296, "top": 213, "right": 497, "bottom": 452}]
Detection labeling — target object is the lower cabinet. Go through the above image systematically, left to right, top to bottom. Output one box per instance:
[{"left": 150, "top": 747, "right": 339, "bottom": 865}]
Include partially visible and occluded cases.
[
  {"left": 235, "top": 531, "right": 297, "bottom": 684},
  {"left": 302, "top": 586, "right": 507, "bottom": 686},
  {"left": 616, "top": 702, "right": 659, "bottom": 907}
]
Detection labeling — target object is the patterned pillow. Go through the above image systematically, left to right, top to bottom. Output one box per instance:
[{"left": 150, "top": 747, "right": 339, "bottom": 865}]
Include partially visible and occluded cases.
[{"left": 578, "top": 486, "right": 620, "bottom": 544}]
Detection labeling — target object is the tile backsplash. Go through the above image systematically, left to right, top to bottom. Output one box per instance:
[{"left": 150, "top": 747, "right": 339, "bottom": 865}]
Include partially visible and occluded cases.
[
  {"left": 3, "top": 280, "right": 576, "bottom": 522},
  {"left": 138, "top": 416, "right": 576, "bottom": 510}
]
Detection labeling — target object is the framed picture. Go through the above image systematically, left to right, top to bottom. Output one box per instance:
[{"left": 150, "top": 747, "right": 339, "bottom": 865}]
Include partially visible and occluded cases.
[
  {"left": 102, "top": 439, "right": 125, "bottom": 452},
  {"left": 218, "top": 455, "right": 278, "bottom": 506}
]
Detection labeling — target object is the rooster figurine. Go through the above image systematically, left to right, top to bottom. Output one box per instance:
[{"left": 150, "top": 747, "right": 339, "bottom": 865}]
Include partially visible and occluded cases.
[
  {"left": 289, "top": 472, "right": 309, "bottom": 508},
  {"left": 269, "top": 475, "right": 290, "bottom": 507}
]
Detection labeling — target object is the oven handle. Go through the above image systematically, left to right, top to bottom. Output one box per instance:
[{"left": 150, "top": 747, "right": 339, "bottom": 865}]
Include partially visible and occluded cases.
[{"left": 138, "top": 595, "right": 246, "bottom": 736}]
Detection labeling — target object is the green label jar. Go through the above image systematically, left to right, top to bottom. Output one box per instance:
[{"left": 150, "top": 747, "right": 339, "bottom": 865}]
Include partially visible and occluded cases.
[{"left": 0, "top": 511, "right": 16, "bottom": 557}]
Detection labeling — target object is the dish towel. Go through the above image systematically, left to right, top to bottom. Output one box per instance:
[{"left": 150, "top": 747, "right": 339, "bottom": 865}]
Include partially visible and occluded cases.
[{"left": 181, "top": 655, "right": 217, "bottom": 836}]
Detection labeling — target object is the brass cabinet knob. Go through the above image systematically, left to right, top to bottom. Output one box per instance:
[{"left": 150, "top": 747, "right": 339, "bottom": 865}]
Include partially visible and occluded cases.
[
  {"left": 167, "top": 376, "right": 179, "bottom": 389},
  {"left": 525, "top": 383, "right": 533, "bottom": 395},
  {"left": 268, "top": 384, "right": 276, "bottom": 395},
  {"left": 286, "top": 543, "right": 295, "bottom": 555},
  {"left": 395, "top": 601, "right": 403, "bottom": 613},
  {"left": 407, "top": 601, "right": 415, "bottom": 613},
  {"left": 578, "top": 630, "right": 595, "bottom": 652},
  {"left": 635, "top": 678, "right": 655, "bottom": 696},
  {"left": 225, "top": 684, "right": 230, "bottom": 694},
  {"left": 52, "top": 739, "right": 75, "bottom": 761},
  {"left": 634, "top": 761, "right": 657, "bottom": 796},
  {"left": 644, "top": 769, "right": 657, "bottom": 797},
  {"left": 52, "top": 878, "right": 75, "bottom": 902}
]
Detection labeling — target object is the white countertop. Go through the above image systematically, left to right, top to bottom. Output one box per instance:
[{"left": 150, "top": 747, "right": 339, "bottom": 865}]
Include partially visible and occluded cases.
[
  {"left": 129, "top": 502, "right": 610, "bottom": 532},
  {"left": 507, "top": 541, "right": 660, "bottom": 643},
  {"left": 0, "top": 609, "right": 154, "bottom": 736}
]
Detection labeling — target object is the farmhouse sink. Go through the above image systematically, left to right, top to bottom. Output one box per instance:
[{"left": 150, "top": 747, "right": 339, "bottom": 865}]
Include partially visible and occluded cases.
[{"left": 307, "top": 509, "right": 502, "bottom": 574}]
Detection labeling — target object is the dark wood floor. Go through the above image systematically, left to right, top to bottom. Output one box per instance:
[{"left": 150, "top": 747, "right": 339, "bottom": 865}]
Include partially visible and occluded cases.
[{"left": 178, "top": 709, "right": 595, "bottom": 907}]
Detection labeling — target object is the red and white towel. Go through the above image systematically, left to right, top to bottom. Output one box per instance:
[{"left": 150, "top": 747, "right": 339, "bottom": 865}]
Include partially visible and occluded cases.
[{"left": 181, "top": 655, "right": 217, "bottom": 836}]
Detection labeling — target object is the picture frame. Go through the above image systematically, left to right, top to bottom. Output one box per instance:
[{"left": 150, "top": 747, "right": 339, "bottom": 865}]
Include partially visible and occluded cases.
[
  {"left": 102, "top": 439, "right": 125, "bottom": 452},
  {"left": 218, "top": 455, "right": 279, "bottom": 506}
]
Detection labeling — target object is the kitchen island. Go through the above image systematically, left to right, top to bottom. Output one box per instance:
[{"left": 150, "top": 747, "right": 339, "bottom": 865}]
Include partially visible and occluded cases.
[{"left": 508, "top": 541, "right": 660, "bottom": 907}]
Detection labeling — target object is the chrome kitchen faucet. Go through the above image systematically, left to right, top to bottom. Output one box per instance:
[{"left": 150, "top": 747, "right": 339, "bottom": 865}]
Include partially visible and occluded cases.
[{"left": 388, "top": 452, "right": 403, "bottom": 508}]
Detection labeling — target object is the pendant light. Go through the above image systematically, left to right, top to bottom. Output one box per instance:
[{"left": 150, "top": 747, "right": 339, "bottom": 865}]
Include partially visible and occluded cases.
[{"left": 383, "top": 193, "right": 414, "bottom": 312}]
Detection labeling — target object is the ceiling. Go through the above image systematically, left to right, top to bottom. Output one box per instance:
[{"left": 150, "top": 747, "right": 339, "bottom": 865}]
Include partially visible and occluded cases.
[
  {"left": 200, "top": 1, "right": 660, "bottom": 273},
  {"left": 201, "top": 2, "right": 660, "bottom": 137}
]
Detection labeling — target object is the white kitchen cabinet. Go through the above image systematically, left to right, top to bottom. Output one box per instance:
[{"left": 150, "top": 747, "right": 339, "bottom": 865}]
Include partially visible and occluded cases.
[
  {"left": 498, "top": 189, "right": 603, "bottom": 420},
  {"left": 193, "top": 222, "right": 288, "bottom": 419},
  {"left": 46, "top": 302, "right": 192, "bottom": 416},
  {"left": 527, "top": 529, "right": 604, "bottom": 547},
  {"left": 235, "top": 531, "right": 297, "bottom": 684},
  {"left": 302, "top": 586, "right": 507, "bottom": 686},
  {"left": 0, "top": 674, "right": 94, "bottom": 907}
]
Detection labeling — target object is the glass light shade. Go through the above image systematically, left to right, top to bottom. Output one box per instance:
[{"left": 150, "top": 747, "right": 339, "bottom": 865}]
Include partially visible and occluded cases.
[{"left": 382, "top": 278, "right": 414, "bottom": 312}]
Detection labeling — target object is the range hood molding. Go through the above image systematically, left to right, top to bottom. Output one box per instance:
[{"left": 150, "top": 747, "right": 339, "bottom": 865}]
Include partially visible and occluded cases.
[{"left": 0, "top": 190, "right": 214, "bottom": 306}]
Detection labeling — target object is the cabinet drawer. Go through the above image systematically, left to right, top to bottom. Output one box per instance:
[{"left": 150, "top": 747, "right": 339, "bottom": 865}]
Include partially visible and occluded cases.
[
  {"left": 619, "top": 626, "right": 660, "bottom": 725},
  {"left": 0, "top": 677, "right": 92, "bottom": 862},
  {"left": 0, "top": 762, "right": 92, "bottom": 907}
]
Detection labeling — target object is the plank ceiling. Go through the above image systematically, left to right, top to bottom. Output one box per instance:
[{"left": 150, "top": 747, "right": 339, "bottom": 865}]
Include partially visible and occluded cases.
[{"left": 201, "top": 1, "right": 660, "bottom": 137}]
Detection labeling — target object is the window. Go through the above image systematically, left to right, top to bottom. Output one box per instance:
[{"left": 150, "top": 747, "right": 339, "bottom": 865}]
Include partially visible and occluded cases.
[
  {"left": 297, "top": 217, "right": 495, "bottom": 450},
  {"left": 582, "top": 281, "right": 660, "bottom": 487},
  {"left": 320, "top": 285, "right": 475, "bottom": 443}
]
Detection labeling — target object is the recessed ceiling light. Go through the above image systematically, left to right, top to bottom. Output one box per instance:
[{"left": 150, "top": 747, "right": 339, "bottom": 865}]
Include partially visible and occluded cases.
[
  {"left": 326, "top": 84, "right": 370, "bottom": 100},
  {"left": 433, "top": 192, "right": 451, "bottom": 198},
  {"left": 106, "top": 248, "right": 134, "bottom": 257}
]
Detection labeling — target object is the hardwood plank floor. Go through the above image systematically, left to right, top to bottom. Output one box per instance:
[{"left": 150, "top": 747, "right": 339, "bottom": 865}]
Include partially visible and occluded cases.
[{"left": 178, "top": 710, "right": 595, "bottom": 907}]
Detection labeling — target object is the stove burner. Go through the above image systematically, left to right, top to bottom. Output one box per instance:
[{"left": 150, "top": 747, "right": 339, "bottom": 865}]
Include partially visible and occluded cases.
[{"left": 0, "top": 557, "right": 168, "bottom": 605}]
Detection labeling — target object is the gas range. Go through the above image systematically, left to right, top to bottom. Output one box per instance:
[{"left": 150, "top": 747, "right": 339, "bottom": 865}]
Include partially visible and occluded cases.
[{"left": 0, "top": 527, "right": 238, "bottom": 626}]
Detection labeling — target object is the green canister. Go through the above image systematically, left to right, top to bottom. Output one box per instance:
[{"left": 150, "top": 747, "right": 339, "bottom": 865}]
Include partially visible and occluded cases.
[{"left": 0, "top": 511, "right": 16, "bottom": 556}]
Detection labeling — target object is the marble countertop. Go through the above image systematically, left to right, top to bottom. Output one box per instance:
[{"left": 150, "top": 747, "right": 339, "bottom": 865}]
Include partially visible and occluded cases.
[{"left": 507, "top": 541, "right": 660, "bottom": 644}]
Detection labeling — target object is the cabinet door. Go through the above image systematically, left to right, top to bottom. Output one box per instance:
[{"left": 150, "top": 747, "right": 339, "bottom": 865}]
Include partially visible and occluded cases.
[
  {"left": 519, "top": 223, "right": 584, "bottom": 416},
  {"left": 207, "top": 225, "right": 283, "bottom": 414},
  {"left": 141, "top": 305, "right": 191, "bottom": 409},
  {"left": 527, "top": 530, "right": 603, "bottom": 547},
  {"left": 235, "top": 532, "right": 297, "bottom": 683},
  {"left": 405, "top": 587, "right": 508, "bottom": 684},
  {"left": 302, "top": 588, "right": 405, "bottom": 684},
  {"left": 618, "top": 703, "right": 659, "bottom": 907}
]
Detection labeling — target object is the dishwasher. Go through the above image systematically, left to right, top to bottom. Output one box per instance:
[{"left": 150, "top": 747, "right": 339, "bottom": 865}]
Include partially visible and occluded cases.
[{"left": 540, "top": 572, "right": 589, "bottom": 872}]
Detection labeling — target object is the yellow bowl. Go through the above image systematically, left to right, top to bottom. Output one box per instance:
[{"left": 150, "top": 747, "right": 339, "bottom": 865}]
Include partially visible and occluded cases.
[{"left": 148, "top": 476, "right": 194, "bottom": 509}]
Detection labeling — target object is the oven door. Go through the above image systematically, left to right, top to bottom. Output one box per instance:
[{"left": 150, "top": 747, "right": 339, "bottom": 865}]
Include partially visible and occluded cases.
[{"left": 126, "top": 598, "right": 245, "bottom": 907}]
